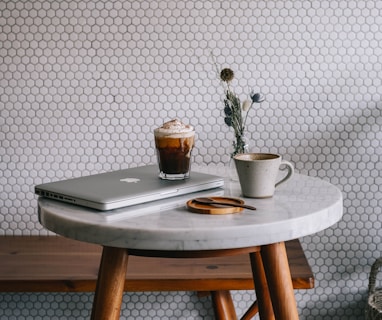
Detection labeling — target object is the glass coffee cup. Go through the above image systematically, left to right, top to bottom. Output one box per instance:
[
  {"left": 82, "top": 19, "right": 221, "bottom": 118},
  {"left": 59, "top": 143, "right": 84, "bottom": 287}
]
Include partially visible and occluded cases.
[{"left": 154, "top": 119, "right": 195, "bottom": 180}]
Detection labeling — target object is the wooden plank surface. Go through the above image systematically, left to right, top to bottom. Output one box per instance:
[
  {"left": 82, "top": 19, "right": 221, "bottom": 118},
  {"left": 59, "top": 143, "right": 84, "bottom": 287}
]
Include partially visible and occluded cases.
[{"left": 0, "top": 236, "right": 314, "bottom": 292}]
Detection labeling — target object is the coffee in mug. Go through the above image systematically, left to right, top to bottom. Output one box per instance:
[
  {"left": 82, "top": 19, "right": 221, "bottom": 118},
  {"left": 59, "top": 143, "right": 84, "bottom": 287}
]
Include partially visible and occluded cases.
[
  {"left": 154, "top": 119, "right": 195, "bottom": 180},
  {"left": 234, "top": 153, "right": 294, "bottom": 198}
]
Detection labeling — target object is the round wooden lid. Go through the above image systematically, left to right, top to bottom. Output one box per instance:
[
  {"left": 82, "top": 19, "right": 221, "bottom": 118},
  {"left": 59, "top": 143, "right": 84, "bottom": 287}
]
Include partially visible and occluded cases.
[{"left": 186, "top": 196, "right": 244, "bottom": 215}]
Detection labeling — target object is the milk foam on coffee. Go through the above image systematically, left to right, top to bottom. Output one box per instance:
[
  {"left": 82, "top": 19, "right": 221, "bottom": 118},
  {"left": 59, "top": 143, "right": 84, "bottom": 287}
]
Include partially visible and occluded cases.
[
  {"left": 154, "top": 119, "right": 195, "bottom": 179},
  {"left": 154, "top": 119, "right": 194, "bottom": 138}
]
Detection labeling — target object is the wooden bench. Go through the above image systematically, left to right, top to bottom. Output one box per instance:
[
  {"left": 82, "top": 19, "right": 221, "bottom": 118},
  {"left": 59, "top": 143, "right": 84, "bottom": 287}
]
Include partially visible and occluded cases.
[{"left": 0, "top": 236, "right": 314, "bottom": 319}]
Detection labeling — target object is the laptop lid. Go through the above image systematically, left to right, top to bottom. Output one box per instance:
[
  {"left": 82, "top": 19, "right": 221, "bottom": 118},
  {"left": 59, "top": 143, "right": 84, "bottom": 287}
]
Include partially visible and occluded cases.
[{"left": 35, "top": 165, "right": 224, "bottom": 211}]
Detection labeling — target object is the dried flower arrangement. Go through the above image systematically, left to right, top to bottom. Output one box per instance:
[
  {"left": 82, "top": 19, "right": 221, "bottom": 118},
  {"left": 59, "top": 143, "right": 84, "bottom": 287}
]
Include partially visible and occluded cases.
[{"left": 219, "top": 68, "right": 265, "bottom": 157}]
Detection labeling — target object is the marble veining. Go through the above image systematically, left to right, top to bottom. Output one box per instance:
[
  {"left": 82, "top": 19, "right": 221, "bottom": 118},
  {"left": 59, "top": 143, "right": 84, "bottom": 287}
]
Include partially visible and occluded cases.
[{"left": 38, "top": 168, "right": 343, "bottom": 251}]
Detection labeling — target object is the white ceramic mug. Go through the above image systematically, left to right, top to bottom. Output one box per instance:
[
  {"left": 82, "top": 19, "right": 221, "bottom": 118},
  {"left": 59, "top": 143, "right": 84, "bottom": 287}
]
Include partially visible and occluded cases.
[{"left": 234, "top": 153, "right": 294, "bottom": 198}]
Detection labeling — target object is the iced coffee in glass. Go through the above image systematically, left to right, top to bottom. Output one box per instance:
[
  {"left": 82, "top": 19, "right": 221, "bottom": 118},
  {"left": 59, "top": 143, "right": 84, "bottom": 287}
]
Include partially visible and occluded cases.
[{"left": 154, "top": 119, "right": 195, "bottom": 180}]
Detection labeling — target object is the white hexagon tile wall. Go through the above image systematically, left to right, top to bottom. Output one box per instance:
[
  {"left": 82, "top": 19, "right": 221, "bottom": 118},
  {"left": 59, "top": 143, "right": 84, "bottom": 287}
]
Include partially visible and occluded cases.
[{"left": 1, "top": 0, "right": 381, "bottom": 319}]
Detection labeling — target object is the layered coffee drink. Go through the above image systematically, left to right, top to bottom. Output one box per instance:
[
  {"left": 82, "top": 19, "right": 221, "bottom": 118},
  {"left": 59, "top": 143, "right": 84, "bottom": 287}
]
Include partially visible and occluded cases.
[{"left": 154, "top": 119, "right": 195, "bottom": 180}]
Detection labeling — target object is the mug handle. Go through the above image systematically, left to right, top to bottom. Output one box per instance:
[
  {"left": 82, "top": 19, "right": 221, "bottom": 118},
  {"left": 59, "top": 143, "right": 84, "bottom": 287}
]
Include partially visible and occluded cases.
[{"left": 275, "top": 160, "right": 294, "bottom": 187}]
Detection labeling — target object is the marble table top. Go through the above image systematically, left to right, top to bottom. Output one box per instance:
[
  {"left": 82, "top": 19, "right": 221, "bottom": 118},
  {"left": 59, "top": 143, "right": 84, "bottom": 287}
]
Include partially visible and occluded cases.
[{"left": 38, "top": 166, "right": 343, "bottom": 251}]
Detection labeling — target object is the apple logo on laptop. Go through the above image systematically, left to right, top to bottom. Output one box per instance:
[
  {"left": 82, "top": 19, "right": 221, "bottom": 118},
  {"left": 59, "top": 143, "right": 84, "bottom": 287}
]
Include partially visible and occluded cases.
[{"left": 120, "top": 178, "right": 140, "bottom": 183}]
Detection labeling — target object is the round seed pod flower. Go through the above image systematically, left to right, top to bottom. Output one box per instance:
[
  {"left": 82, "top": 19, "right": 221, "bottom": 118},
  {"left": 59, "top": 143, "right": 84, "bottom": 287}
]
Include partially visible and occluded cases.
[
  {"left": 220, "top": 68, "right": 234, "bottom": 83},
  {"left": 251, "top": 92, "right": 265, "bottom": 103}
]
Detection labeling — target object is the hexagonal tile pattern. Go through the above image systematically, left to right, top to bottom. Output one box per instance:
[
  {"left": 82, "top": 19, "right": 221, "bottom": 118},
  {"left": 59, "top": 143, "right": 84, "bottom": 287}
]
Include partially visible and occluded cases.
[{"left": 1, "top": 0, "right": 382, "bottom": 318}]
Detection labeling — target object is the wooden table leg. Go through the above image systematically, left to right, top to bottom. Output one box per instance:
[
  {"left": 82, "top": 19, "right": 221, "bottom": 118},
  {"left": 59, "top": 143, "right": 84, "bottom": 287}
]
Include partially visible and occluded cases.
[
  {"left": 261, "top": 242, "right": 299, "bottom": 320},
  {"left": 91, "top": 246, "right": 129, "bottom": 320},
  {"left": 249, "top": 251, "right": 275, "bottom": 320},
  {"left": 211, "top": 290, "right": 237, "bottom": 320}
]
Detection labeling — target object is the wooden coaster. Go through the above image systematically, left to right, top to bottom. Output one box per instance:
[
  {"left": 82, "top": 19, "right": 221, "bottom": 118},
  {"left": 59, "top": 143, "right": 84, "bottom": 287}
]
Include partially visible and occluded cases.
[{"left": 187, "top": 196, "right": 244, "bottom": 215}]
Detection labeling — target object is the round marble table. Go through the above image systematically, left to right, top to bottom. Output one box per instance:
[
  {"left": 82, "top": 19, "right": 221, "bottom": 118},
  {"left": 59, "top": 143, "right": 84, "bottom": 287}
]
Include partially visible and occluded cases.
[{"left": 38, "top": 169, "right": 343, "bottom": 320}]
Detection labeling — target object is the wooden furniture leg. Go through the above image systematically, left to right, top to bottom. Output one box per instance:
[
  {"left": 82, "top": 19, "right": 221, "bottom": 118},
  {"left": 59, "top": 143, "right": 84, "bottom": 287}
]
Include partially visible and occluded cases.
[
  {"left": 261, "top": 242, "right": 299, "bottom": 320},
  {"left": 91, "top": 246, "right": 129, "bottom": 320},
  {"left": 249, "top": 251, "right": 275, "bottom": 320},
  {"left": 211, "top": 290, "right": 237, "bottom": 320},
  {"left": 240, "top": 301, "right": 258, "bottom": 320}
]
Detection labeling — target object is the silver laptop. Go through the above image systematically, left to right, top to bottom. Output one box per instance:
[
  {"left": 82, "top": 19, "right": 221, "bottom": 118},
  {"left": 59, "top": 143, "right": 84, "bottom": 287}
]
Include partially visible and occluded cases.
[
  {"left": 35, "top": 165, "right": 224, "bottom": 211},
  {"left": 39, "top": 187, "right": 225, "bottom": 222}
]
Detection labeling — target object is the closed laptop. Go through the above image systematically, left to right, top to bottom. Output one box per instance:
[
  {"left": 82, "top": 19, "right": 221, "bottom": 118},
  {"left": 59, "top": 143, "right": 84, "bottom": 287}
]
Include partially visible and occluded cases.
[{"left": 35, "top": 165, "right": 224, "bottom": 211}]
